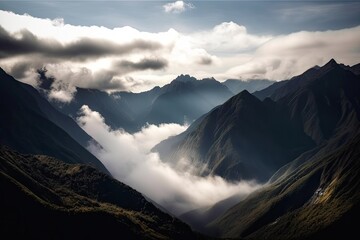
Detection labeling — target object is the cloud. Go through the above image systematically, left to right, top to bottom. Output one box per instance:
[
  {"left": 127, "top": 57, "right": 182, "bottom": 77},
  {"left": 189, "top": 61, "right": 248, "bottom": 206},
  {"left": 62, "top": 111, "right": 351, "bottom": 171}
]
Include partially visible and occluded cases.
[
  {"left": 163, "top": 1, "right": 195, "bottom": 14},
  {"left": 0, "top": 10, "right": 359, "bottom": 96},
  {"left": 191, "top": 22, "right": 272, "bottom": 55},
  {"left": 0, "top": 25, "right": 162, "bottom": 61},
  {"left": 225, "top": 26, "right": 360, "bottom": 80},
  {"left": 116, "top": 58, "right": 168, "bottom": 72},
  {"left": 77, "top": 105, "right": 261, "bottom": 215}
]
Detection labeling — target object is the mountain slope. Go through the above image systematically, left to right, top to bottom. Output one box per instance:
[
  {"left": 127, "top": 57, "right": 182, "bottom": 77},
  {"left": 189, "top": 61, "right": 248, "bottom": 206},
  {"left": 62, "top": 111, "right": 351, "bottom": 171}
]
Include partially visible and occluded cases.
[
  {"left": 0, "top": 68, "right": 108, "bottom": 173},
  {"left": 223, "top": 79, "right": 275, "bottom": 95},
  {"left": 55, "top": 87, "right": 139, "bottom": 132},
  {"left": 154, "top": 90, "right": 315, "bottom": 182},
  {"left": 211, "top": 128, "right": 360, "bottom": 239},
  {"left": 0, "top": 146, "right": 198, "bottom": 239}
]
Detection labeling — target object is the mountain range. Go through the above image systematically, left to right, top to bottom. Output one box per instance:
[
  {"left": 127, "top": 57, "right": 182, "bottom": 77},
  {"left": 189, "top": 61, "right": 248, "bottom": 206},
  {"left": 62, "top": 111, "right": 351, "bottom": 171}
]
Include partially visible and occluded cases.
[
  {"left": 1, "top": 58, "right": 359, "bottom": 239},
  {"left": 154, "top": 59, "right": 360, "bottom": 238},
  {"left": 154, "top": 59, "right": 360, "bottom": 182},
  {"left": 43, "top": 74, "right": 271, "bottom": 132}
]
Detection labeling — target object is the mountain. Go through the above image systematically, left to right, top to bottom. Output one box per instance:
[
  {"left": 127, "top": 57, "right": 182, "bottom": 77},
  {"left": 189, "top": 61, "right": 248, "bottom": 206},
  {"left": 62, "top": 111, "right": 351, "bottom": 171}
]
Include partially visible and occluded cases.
[
  {"left": 154, "top": 59, "right": 360, "bottom": 183},
  {"left": 155, "top": 59, "right": 360, "bottom": 238},
  {"left": 254, "top": 61, "right": 360, "bottom": 101},
  {"left": 0, "top": 68, "right": 108, "bottom": 174},
  {"left": 46, "top": 74, "right": 233, "bottom": 132},
  {"left": 145, "top": 75, "right": 234, "bottom": 125},
  {"left": 223, "top": 79, "right": 275, "bottom": 95},
  {"left": 252, "top": 80, "right": 288, "bottom": 100},
  {"left": 54, "top": 87, "right": 140, "bottom": 132},
  {"left": 155, "top": 90, "right": 314, "bottom": 182},
  {"left": 210, "top": 130, "right": 360, "bottom": 239},
  {"left": 0, "top": 146, "right": 199, "bottom": 239},
  {"left": 179, "top": 193, "right": 245, "bottom": 234}
]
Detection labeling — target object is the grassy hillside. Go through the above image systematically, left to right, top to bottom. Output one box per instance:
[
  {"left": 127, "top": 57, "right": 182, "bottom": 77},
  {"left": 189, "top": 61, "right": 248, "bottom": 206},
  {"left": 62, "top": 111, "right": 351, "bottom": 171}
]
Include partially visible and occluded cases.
[
  {"left": 211, "top": 131, "right": 360, "bottom": 239},
  {"left": 0, "top": 146, "right": 199, "bottom": 239}
]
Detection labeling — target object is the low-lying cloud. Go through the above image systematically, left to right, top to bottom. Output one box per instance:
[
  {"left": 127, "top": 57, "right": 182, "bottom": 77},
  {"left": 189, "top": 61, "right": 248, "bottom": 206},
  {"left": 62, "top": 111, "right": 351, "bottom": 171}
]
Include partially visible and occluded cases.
[{"left": 77, "top": 105, "right": 261, "bottom": 215}]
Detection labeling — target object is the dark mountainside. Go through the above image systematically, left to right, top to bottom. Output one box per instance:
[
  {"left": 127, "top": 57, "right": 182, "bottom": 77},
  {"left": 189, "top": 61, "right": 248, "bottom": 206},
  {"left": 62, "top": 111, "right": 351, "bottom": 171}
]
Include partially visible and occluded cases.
[
  {"left": 0, "top": 68, "right": 108, "bottom": 174},
  {"left": 223, "top": 79, "right": 275, "bottom": 95},
  {"left": 252, "top": 80, "right": 288, "bottom": 100},
  {"left": 211, "top": 130, "right": 360, "bottom": 239},
  {"left": 0, "top": 146, "right": 199, "bottom": 240}
]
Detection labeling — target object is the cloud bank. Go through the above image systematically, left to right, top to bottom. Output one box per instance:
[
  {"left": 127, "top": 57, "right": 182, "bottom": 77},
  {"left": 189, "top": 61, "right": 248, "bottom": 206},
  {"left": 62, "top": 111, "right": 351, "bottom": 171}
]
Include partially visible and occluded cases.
[
  {"left": 0, "top": 10, "right": 359, "bottom": 102},
  {"left": 77, "top": 105, "right": 261, "bottom": 215}
]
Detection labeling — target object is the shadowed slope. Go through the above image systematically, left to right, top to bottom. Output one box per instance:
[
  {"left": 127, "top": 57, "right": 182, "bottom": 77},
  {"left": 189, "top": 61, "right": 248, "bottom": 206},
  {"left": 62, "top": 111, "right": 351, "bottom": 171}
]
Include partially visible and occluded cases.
[
  {"left": 0, "top": 68, "right": 108, "bottom": 173},
  {"left": 0, "top": 146, "right": 199, "bottom": 240}
]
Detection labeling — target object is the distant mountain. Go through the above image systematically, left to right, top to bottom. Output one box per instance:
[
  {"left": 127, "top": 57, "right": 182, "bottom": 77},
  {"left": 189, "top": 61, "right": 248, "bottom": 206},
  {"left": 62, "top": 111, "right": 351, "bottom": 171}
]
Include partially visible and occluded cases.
[
  {"left": 154, "top": 59, "right": 360, "bottom": 183},
  {"left": 0, "top": 68, "right": 108, "bottom": 174},
  {"left": 47, "top": 74, "right": 234, "bottom": 131},
  {"left": 146, "top": 75, "right": 234, "bottom": 125},
  {"left": 223, "top": 79, "right": 275, "bottom": 95},
  {"left": 55, "top": 87, "right": 140, "bottom": 132},
  {"left": 0, "top": 146, "right": 198, "bottom": 239}
]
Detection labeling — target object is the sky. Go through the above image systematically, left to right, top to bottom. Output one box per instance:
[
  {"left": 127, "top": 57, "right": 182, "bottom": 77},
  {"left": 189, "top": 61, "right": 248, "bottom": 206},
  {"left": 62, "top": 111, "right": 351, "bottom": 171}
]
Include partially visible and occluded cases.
[{"left": 0, "top": 0, "right": 360, "bottom": 99}]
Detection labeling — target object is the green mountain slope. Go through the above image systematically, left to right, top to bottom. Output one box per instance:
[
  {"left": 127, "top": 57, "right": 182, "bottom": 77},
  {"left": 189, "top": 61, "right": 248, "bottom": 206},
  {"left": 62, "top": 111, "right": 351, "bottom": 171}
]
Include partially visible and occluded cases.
[
  {"left": 211, "top": 129, "right": 360, "bottom": 239},
  {"left": 0, "top": 146, "right": 198, "bottom": 239}
]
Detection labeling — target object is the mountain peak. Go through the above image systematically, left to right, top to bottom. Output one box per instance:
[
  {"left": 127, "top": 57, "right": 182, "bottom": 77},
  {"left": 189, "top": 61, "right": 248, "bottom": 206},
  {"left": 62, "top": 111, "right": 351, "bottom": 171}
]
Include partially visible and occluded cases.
[
  {"left": 324, "top": 58, "right": 338, "bottom": 67},
  {"left": 174, "top": 74, "right": 197, "bottom": 83}
]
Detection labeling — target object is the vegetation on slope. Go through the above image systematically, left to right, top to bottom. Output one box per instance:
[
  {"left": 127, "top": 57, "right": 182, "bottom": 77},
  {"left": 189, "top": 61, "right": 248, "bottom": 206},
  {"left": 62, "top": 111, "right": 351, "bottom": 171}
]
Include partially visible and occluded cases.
[{"left": 0, "top": 146, "right": 198, "bottom": 239}]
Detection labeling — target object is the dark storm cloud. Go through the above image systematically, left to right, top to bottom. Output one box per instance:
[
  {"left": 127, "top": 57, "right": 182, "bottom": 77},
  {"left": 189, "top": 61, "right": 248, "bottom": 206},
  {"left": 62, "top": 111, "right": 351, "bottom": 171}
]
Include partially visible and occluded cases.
[
  {"left": 0, "top": 25, "right": 162, "bottom": 61},
  {"left": 197, "top": 56, "right": 213, "bottom": 65},
  {"left": 117, "top": 58, "right": 168, "bottom": 71}
]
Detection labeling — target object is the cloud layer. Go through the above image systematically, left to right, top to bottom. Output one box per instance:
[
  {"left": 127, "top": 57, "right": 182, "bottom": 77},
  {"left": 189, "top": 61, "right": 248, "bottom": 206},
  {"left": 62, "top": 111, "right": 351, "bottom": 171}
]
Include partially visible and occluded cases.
[
  {"left": 0, "top": 10, "right": 359, "bottom": 102},
  {"left": 77, "top": 105, "right": 261, "bottom": 215}
]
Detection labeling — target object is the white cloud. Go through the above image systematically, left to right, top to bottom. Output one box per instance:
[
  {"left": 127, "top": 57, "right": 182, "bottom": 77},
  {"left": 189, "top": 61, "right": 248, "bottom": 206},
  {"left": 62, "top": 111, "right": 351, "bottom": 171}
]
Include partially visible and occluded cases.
[
  {"left": 163, "top": 1, "right": 195, "bottom": 14},
  {"left": 0, "top": 10, "right": 359, "bottom": 101},
  {"left": 191, "top": 21, "right": 272, "bottom": 55},
  {"left": 225, "top": 26, "right": 360, "bottom": 80},
  {"left": 77, "top": 105, "right": 261, "bottom": 215}
]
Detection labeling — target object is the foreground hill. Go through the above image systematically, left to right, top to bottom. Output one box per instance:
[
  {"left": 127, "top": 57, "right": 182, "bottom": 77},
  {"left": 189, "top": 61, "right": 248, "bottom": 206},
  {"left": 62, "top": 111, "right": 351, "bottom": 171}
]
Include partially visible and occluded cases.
[
  {"left": 0, "top": 68, "right": 108, "bottom": 174},
  {"left": 211, "top": 129, "right": 360, "bottom": 239},
  {"left": 0, "top": 146, "right": 198, "bottom": 239}
]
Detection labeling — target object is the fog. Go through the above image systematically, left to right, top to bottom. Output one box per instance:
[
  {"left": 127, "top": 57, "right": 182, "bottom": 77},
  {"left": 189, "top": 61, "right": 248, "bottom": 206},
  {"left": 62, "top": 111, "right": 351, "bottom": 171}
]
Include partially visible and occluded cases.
[{"left": 77, "top": 105, "right": 262, "bottom": 215}]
